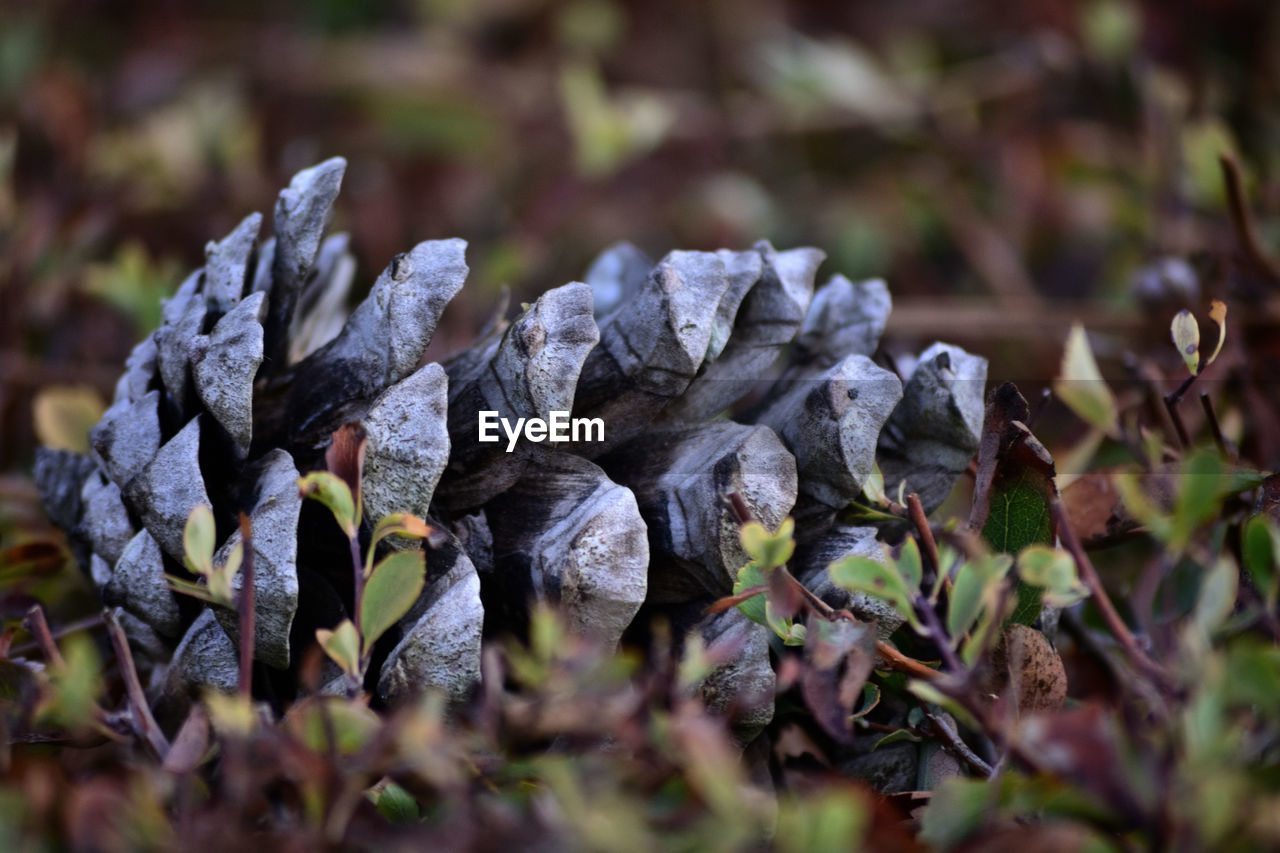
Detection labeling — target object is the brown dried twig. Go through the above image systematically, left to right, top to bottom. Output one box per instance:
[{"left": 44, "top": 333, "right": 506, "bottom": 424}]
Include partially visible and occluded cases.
[{"left": 104, "top": 609, "right": 171, "bottom": 759}]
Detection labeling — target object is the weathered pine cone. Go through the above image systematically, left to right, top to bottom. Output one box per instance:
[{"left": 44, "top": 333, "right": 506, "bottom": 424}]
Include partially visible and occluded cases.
[{"left": 35, "top": 158, "right": 986, "bottom": 737}]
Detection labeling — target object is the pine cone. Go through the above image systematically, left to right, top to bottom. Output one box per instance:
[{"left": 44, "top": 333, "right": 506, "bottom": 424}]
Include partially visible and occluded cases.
[{"left": 35, "top": 158, "right": 987, "bottom": 738}]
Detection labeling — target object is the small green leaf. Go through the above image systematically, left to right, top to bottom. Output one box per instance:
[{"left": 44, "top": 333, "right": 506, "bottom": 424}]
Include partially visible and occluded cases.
[
  {"left": 1171, "top": 309, "right": 1201, "bottom": 375},
  {"left": 1053, "top": 324, "right": 1119, "bottom": 437},
  {"left": 32, "top": 385, "right": 105, "bottom": 453},
  {"left": 1172, "top": 449, "right": 1226, "bottom": 550},
  {"left": 862, "top": 462, "right": 888, "bottom": 505},
  {"left": 982, "top": 463, "right": 1055, "bottom": 625},
  {"left": 298, "top": 471, "right": 357, "bottom": 538},
  {"left": 183, "top": 504, "right": 217, "bottom": 576},
  {"left": 369, "top": 513, "right": 441, "bottom": 564},
  {"left": 1243, "top": 515, "right": 1279, "bottom": 609},
  {"left": 740, "top": 518, "right": 795, "bottom": 569},
  {"left": 897, "top": 537, "right": 923, "bottom": 594},
  {"left": 1017, "top": 544, "right": 1089, "bottom": 608},
  {"left": 361, "top": 551, "right": 426, "bottom": 653},
  {"left": 948, "top": 554, "right": 1012, "bottom": 641},
  {"left": 828, "top": 555, "right": 919, "bottom": 630},
  {"left": 1188, "top": 556, "right": 1239, "bottom": 642},
  {"left": 733, "top": 561, "right": 768, "bottom": 626},
  {"left": 165, "top": 575, "right": 222, "bottom": 607},
  {"left": 317, "top": 619, "right": 361, "bottom": 678},
  {"left": 38, "top": 634, "right": 102, "bottom": 732},
  {"left": 851, "top": 682, "right": 881, "bottom": 721},
  {"left": 285, "top": 696, "right": 380, "bottom": 754},
  {"left": 871, "top": 728, "right": 921, "bottom": 750},
  {"left": 918, "top": 778, "right": 992, "bottom": 850},
  {"left": 372, "top": 781, "right": 419, "bottom": 824}
]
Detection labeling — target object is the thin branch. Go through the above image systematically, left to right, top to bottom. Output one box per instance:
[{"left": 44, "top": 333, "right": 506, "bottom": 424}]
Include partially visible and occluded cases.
[
  {"left": 1219, "top": 153, "right": 1280, "bottom": 282},
  {"left": 1163, "top": 392, "right": 1191, "bottom": 449},
  {"left": 1199, "top": 392, "right": 1233, "bottom": 458},
  {"left": 907, "top": 493, "right": 940, "bottom": 579},
  {"left": 1052, "top": 500, "right": 1169, "bottom": 691},
  {"left": 236, "top": 513, "right": 255, "bottom": 699},
  {"left": 22, "top": 605, "right": 65, "bottom": 668},
  {"left": 103, "top": 609, "right": 171, "bottom": 759},
  {"left": 8, "top": 614, "right": 104, "bottom": 659},
  {"left": 875, "top": 640, "right": 942, "bottom": 682},
  {"left": 926, "top": 710, "right": 994, "bottom": 777}
]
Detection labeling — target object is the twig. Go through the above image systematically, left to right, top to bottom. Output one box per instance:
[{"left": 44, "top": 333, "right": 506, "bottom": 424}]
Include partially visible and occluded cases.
[
  {"left": 1219, "top": 153, "right": 1280, "bottom": 282},
  {"left": 1163, "top": 392, "right": 1191, "bottom": 449},
  {"left": 1199, "top": 392, "right": 1233, "bottom": 458},
  {"left": 907, "top": 493, "right": 940, "bottom": 579},
  {"left": 1052, "top": 500, "right": 1169, "bottom": 691},
  {"left": 237, "top": 513, "right": 255, "bottom": 699},
  {"left": 915, "top": 590, "right": 965, "bottom": 676},
  {"left": 22, "top": 605, "right": 65, "bottom": 668},
  {"left": 103, "top": 609, "right": 170, "bottom": 759},
  {"left": 8, "top": 615, "right": 104, "bottom": 659},
  {"left": 875, "top": 640, "right": 942, "bottom": 682},
  {"left": 926, "top": 710, "right": 994, "bottom": 777}
]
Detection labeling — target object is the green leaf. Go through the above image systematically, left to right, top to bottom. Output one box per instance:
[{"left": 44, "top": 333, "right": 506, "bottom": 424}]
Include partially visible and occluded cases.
[
  {"left": 1171, "top": 309, "right": 1201, "bottom": 375},
  {"left": 1053, "top": 324, "right": 1119, "bottom": 437},
  {"left": 32, "top": 385, "right": 105, "bottom": 453},
  {"left": 1172, "top": 449, "right": 1226, "bottom": 550},
  {"left": 862, "top": 462, "right": 887, "bottom": 505},
  {"left": 982, "top": 465, "right": 1054, "bottom": 625},
  {"left": 982, "top": 468, "right": 1054, "bottom": 556},
  {"left": 298, "top": 471, "right": 358, "bottom": 538},
  {"left": 183, "top": 504, "right": 217, "bottom": 576},
  {"left": 368, "top": 513, "right": 440, "bottom": 567},
  {"left": 1243, "top": 515, "right": 1279, "bottom": 609},
  {"left": 740, "top": 518, "right": 795, "bottom": 569},
  {"left": 897, "top": 537, "right": 923, "bottom": 594},
  {"left": 1017, "top": 545, "right": 1089, "bottom": 608},
  {"left": 361, "top": 551, "right": 426, "bottom": 653},
  {"left": 948, "top": 554, "right": 1012, "bottom": 641},
  {"left": 827, "top": 555, "right": 920, "bottom": 631},
  {"left": 1188, "top": 556, "right": 1238, "bottom": 642},
  {"left": 733, "top": 560, "right": 768, "bottom": 626},
  {"left": 165, "top": 574, "right": 223, "bottom": 607},
  {"left": 317, "top": 619, "right": 361, "bottom": 678},
  {"left": 38, "top": 633, "right": 102, "bottom": 732},
  {"left": 851, "top": 682, "right": 881, "bottom": 721},
  {"left": 285, "top": 696, "right": 380, "bottom": 754},
  {"left": 871, "top": 728, "right": 922, "bottom": 750},
  {"left": 918, "top": 778, "right": 993, "bottom": 849},
  {"left": 372, "top": 781, "right": 419, "bottom": 824}
]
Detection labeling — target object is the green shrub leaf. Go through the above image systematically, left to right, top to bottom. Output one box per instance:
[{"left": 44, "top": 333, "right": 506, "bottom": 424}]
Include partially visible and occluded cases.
[
  {"left": 1054, "top": 324, "right": 1119, "bottom": 437},
  {"left": 299, "top": 471, "right": 358, "bottom": 538},
  {"left": 183, "top": 504, "right": 217, "bottom": 577},
  {"left": 1017, "top": 544, "right": 1089, "bottom": 608},
  {"left": 361, "top": 550, "right": 426, "bottom": 653},
  {"left": 827, "top": 555, "right": 919, "bottom": 630},
  {"left": 317, "top": 619, "right": 361, "bottom": 678}
]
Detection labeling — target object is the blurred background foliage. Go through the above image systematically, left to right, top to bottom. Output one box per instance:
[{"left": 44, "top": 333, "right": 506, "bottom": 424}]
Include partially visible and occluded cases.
[{"left": 3, "top": 0, "right": 1280, "bottom": 526}]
